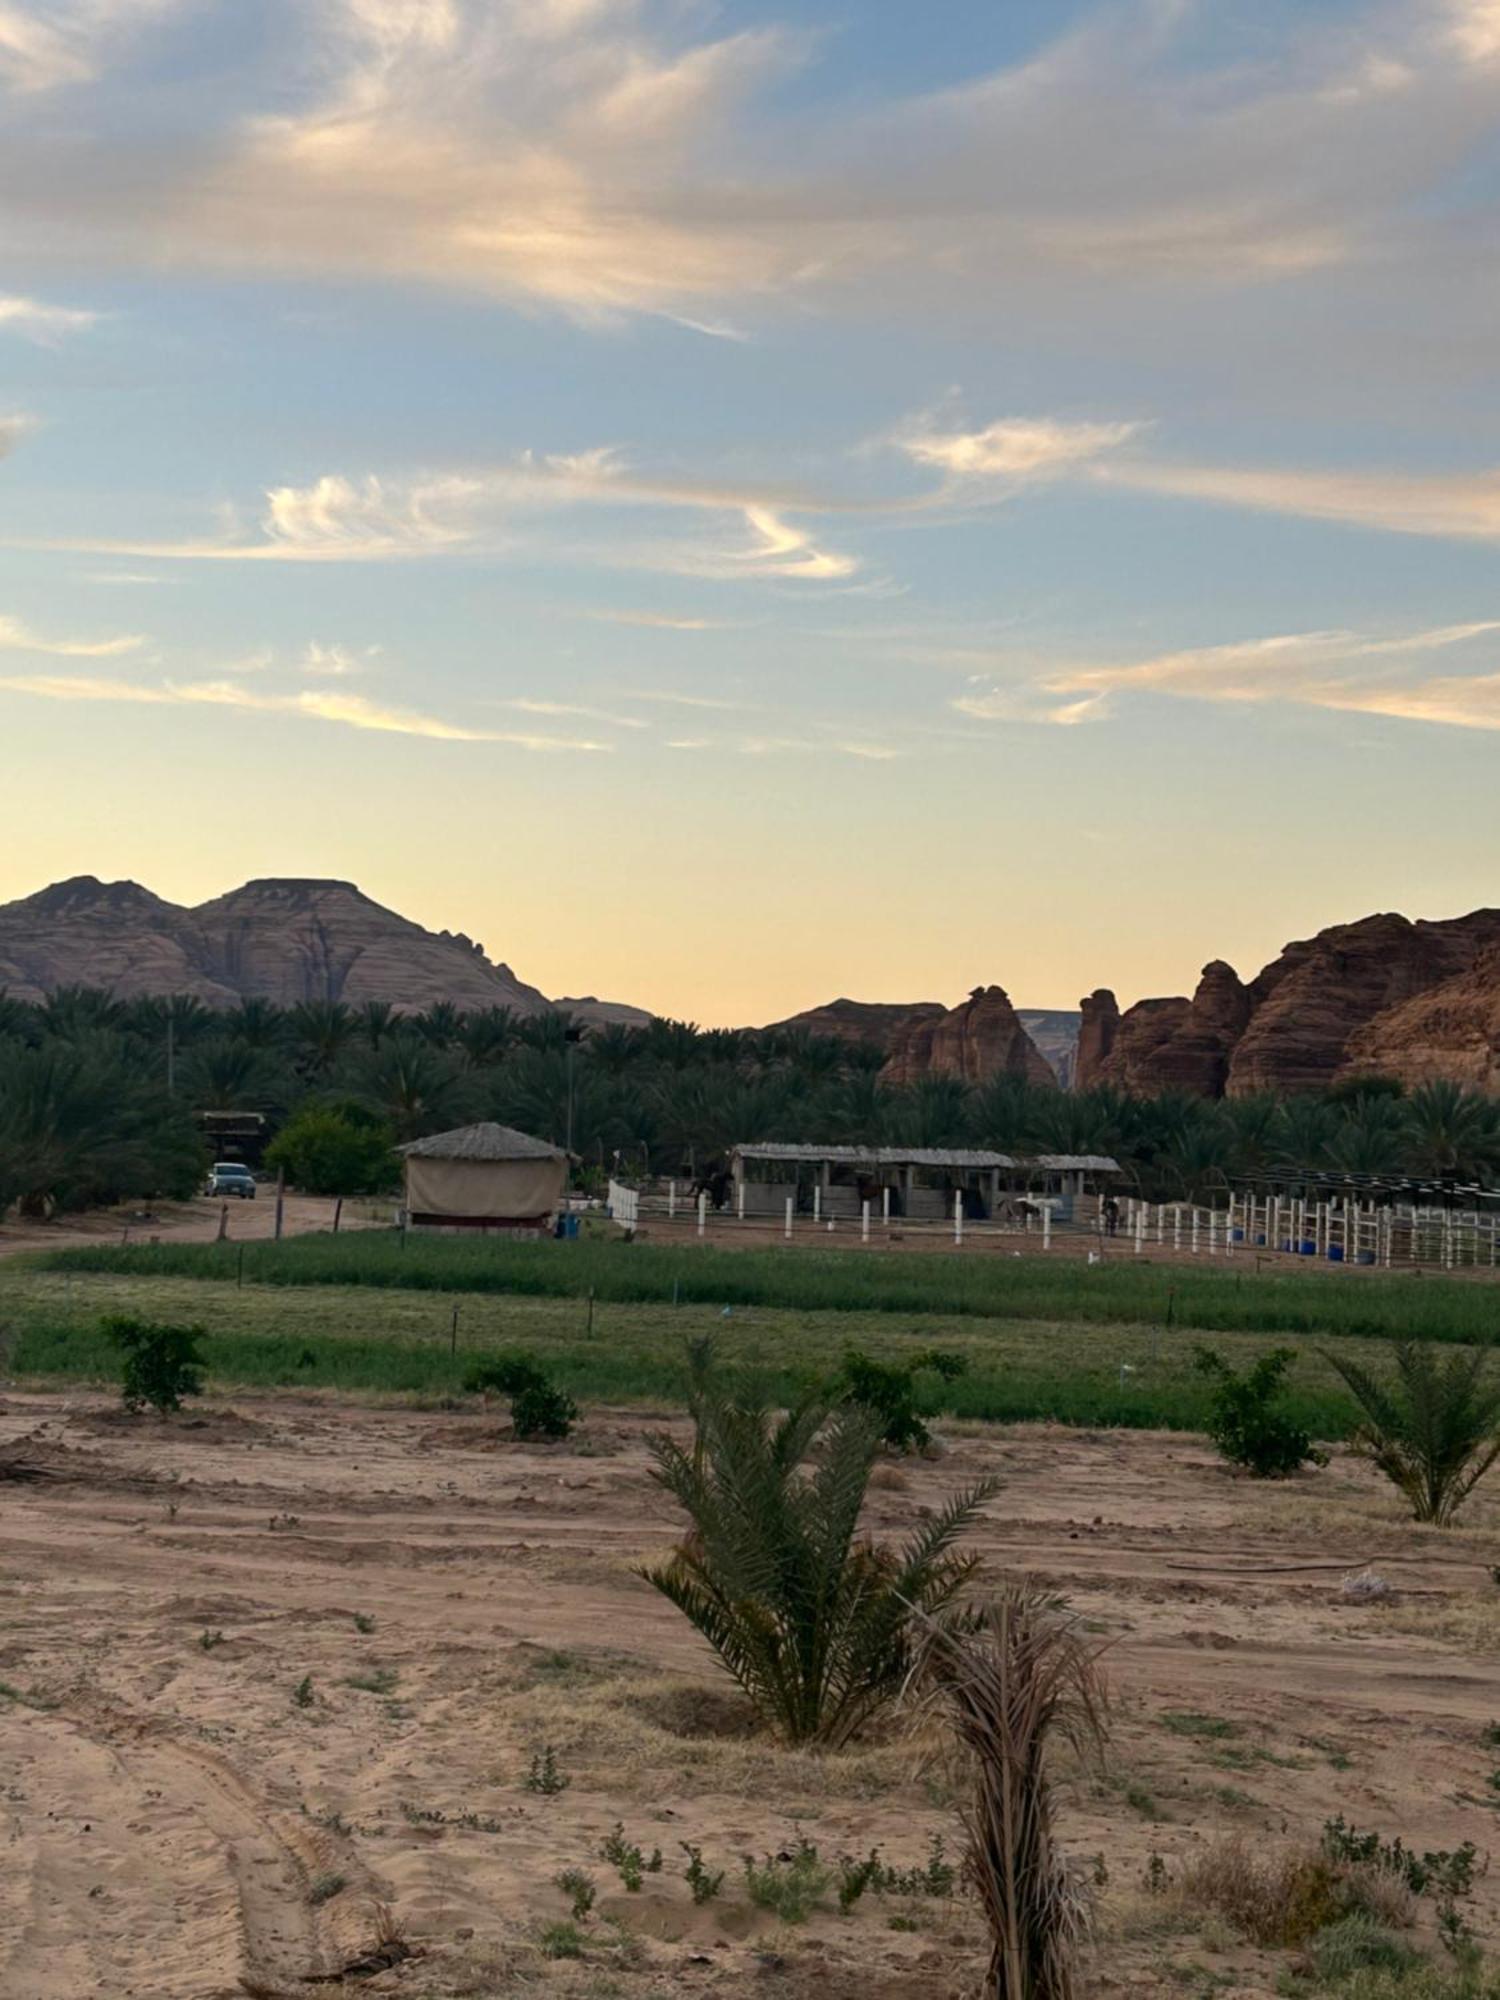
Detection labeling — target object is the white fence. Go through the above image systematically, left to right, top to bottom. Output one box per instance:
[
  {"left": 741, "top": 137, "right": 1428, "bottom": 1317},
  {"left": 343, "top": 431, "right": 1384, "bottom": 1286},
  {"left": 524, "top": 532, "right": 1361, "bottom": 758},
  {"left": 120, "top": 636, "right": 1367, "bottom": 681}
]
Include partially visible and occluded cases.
[{"left": 606, "top": 1179, "right": 640, "bottom": 1230}]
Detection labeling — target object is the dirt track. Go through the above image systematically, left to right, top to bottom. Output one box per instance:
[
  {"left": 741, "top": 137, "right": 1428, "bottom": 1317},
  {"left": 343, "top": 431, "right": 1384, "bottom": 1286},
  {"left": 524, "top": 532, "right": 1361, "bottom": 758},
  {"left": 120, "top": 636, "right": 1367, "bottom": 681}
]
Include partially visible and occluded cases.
[
  {"left": 0, "top": 1194, "right": 378, "bottom": 1262},
  {"left": 3, "top": 1394, "right": 1499, "bottom": 1997}
]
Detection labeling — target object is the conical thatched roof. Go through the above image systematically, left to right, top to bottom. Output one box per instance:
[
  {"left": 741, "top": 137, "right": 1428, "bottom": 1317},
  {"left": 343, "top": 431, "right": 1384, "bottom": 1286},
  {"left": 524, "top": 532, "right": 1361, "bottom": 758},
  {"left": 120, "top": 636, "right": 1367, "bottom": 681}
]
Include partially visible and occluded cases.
[{"left": 397, "top": 1121, "right": 567, "bottom": 1163}]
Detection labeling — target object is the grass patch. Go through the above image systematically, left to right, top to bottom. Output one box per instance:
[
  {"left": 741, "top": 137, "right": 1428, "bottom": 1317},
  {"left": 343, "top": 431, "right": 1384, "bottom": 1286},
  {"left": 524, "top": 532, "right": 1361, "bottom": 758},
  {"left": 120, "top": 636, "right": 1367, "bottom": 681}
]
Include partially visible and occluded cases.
[
  {"left": 26, "top": 1230, "right": 1500, "bottom": 1344},
  {"left": 0, "top": 1263, "right": 1433, "bottom": 1437},
  {"left": 1161, "top": 1711, "right": 1242, "bottom": 1740}
]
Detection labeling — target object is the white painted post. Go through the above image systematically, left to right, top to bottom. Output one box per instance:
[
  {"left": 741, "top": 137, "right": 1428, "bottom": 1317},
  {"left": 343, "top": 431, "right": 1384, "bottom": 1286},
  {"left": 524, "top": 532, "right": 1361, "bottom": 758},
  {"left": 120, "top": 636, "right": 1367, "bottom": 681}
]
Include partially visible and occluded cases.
[
  {"left": 668, "top": 1179, "right": 677, "bottom": 1220},
  {"left": 737, "top": 1179, "right": 745, "bottom": 1222},
  {"left": 813, "top": 1184, "right": 822, "bottom": 1225},
  {"left": 697, "top": 1190, "right": 707, "bottom": 1238},
  {"left": 954, "top": 1192, "right": 963, "bottom": 1246},
  {"left": 784, "top": 1196, "right": 793, "bottom": 1240},
  {"left": 861, "top": 1199, "right": 870, "bottom": 1243},
  {"left": 1156, "top": 1203, "right": 1165, "bottom": 1245},
  {"left": 1042, "top": 1204, "right": 1052, "bottom": 1252},
  {"left": 1134, "top": 1205, "right": 1145, "bottom": 1255},
  {"left": 1173, "top": 1205, "right": 1182, "bottom": 1251},
  {"left": 1191, "top": 1208, "right": 1200, "bottom": 1256},
  {"left": 1208, "top": 1209, "right": 1218, "bottom": 1256}
]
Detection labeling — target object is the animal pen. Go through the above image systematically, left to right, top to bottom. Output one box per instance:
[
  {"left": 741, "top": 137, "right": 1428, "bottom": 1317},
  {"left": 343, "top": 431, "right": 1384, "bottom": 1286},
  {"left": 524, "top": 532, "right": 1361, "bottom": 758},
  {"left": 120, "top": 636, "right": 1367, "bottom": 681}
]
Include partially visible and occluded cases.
[{"left": 604, "top": 1154, "right": 1500, "bottom": 1272}]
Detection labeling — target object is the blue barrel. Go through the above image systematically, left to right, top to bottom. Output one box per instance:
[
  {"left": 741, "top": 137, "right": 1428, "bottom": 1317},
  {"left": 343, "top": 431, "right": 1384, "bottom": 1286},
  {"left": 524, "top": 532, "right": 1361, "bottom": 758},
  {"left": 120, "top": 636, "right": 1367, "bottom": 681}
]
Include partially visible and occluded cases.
[
  {"left": 1299, "top": 1240, "right": 1316, "bottom": 1256},
  {"left": 1327, "top": 1242, "right": 1344, "bottom": 1262}
]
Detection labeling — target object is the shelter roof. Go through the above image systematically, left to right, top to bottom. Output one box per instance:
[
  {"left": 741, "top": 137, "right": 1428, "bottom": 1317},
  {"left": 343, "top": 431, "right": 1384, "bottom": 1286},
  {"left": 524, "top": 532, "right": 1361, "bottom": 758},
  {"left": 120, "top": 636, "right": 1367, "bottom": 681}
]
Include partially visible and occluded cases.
[{"left": 398, "top": 1122, "right": 567, "bottom": 1163}]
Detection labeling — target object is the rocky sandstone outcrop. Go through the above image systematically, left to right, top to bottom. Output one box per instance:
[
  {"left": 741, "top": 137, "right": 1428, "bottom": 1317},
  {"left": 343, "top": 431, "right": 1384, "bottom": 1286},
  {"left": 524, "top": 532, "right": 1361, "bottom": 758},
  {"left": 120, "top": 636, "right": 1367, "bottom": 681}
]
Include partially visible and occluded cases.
[
  {"left": 0, "top": 874, "right": 636, "bottom": 1017},
  {"left": 1079, "top": 910, "right": 1500, "bottom": 1098},
  {"left": 1343, "top": 943, "right": 1500, "bottom": 1093},
  {"left": 879, "top": 985, "right": 1057, "bottom": 1090},
  {"left": 764, "top": 997, "right": 945, "bottom": 1052}
]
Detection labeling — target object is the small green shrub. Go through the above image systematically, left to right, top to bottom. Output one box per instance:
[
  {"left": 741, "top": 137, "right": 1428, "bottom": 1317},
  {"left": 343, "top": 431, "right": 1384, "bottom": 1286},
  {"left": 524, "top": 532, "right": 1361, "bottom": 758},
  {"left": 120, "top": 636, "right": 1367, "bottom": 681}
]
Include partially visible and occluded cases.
[
  {"left": 104, "top": 1314, "right": 206, "bottom": 1414},
  {"left": 1194, "top": 1346, "right": 1327, "bottom": 1477},
  {"left": 836, "top": 1347, "right": 966, "bottom": 1452},
  {"left": 464, "top": 1352, "right": 577, "bottom": 1440},
  {"left": 353, "top": 1612, "right": 376, "bottom": 1634},
  {"left": 198, "top": 1628, "right": 225, "bottom": 1651},
  {"left": 292, "top": 1674, "right": 314, "bottom": 1708},
  {"left": 525, "top": 1746, "right": 569, "bottom": 1795},
  {"left": 1321, "top": 1818, "right": 1478, "bottom": 1900},
  {"left": 599, "top": 1822, "right": 659, "bottom": 1891},
  {"left": 744, "top": 1833, "right": 831, "bottom": 1923},
  {"left": 681, "top": 1843, "right": 724, "bottom": 1905},
  {"left": 555, "top": 1868, "right": 596, "bottom": 1919},
  {"left": 308, "top": 1872, "right": 346, "bottom": 1906},
  {"left": 1301, "top": 1914, "right": 1422, "bottom": 1979},
  {"left": 538, "top": 1920, "right": 586, "bottom": 1960}
]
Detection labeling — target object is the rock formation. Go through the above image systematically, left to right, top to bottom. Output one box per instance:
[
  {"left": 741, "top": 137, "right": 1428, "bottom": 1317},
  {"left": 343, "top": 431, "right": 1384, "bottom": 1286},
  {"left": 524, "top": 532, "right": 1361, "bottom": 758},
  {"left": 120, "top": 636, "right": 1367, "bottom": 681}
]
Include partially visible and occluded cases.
[
  {"left": 0, "top": 874, "right": 640, "bottom": 1019},
  {"left": 1078, "top": 910, "right": 1500, "bottom": 1099},
  {"left": 1342, "top": 943, "right": 1500, "bottom": 1094},
  {"left": 879, "top": 986, "right": 1057, "bottom": 1090},
  {"left": 1074, "top": 989, "right": 1121, "bottom": 1089},
  {"left": 763, "top": 998, "right": 945, "bottom": 1052},
  {"left": 1015, "top": 1009, "right": 1084, "bottom": 1087}
]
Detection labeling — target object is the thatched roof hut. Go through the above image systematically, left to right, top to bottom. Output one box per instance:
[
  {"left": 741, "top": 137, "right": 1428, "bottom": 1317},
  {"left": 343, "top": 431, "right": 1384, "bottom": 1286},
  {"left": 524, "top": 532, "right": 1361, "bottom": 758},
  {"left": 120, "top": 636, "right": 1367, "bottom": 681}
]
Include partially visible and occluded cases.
[{"left": 398, "top": 1122, "right": 568, "bottom": 1232}]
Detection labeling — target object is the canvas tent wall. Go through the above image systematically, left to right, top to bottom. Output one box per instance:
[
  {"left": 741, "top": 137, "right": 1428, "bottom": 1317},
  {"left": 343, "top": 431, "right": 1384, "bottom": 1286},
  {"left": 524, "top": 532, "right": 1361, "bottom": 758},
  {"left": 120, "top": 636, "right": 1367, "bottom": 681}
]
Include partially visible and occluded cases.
[{"left": 399, "top": 1123, "right": 568, "bottom": 1232}]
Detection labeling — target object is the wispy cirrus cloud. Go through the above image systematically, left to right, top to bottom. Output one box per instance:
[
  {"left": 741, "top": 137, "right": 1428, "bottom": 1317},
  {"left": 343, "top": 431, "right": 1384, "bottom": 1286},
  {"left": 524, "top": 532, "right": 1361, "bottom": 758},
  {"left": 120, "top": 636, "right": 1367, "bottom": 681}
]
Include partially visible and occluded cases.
[
  {"left": 0, "top": 0, "right": 184, "bottom": 93},
  {"left": 0, "top": 292, "right": 100, "bottom": 340},
  {"left": 896, "top": 415, "right": 1144, "bottom": 485},
  {"left": 0, "top": 610, "right": 142, "bottom": 656},
  {"left": 954, "top": 619, "right": 1500, "bottom": 733},
  {"left": 0, "top": 667, "right": 612, "bottom": 747}
]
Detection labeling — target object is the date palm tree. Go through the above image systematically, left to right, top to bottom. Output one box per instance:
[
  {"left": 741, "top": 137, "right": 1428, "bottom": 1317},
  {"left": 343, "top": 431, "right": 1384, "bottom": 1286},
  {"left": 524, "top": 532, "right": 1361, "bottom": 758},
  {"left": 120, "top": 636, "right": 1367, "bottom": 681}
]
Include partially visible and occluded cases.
[
  {"left": 1322, "top": 1340, "right": 1500, "bottom": 1525},
  {"left": 640, "top": 1341, "right": 999, "bottom": 1747}
]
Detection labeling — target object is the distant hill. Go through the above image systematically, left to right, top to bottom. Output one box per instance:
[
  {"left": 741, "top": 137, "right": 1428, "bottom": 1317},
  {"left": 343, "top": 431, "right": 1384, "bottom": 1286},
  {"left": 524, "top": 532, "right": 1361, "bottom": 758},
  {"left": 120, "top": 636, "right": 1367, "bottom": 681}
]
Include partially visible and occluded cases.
[{"left": 0, "top": 875, "right": 642, "bottom": 1020}]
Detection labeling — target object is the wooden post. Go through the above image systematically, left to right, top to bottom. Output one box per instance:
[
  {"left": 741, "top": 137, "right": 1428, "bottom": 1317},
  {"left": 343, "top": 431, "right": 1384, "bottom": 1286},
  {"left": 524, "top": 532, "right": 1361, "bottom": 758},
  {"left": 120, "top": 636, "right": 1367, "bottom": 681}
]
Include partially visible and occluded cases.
[
  {"left": 274, "top": 1165, "right": 285, "bottom": 1242},
  {"left": 332, "top": 1196, "right": 343, "bottom": 1235},
  {"left": 216, "top": 1201, "right": 228, "bottom": 1242},
  {"left": 236, "top": 1242, "right": 245, "bottom": 1289},
  {"left": 450, "top": 1303, "right": 459, "bottom": 1357}
]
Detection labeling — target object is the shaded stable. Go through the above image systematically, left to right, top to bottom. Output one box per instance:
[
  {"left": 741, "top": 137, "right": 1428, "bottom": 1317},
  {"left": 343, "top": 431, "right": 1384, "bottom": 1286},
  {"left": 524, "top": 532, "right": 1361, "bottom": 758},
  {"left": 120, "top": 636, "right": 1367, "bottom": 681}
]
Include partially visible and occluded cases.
[
  {"left": 398, "top": 1122, "right": 569, "bottom": 1234},
  {"left": 729, "top": 1144, "right": 1122, "bottom": 1222}
]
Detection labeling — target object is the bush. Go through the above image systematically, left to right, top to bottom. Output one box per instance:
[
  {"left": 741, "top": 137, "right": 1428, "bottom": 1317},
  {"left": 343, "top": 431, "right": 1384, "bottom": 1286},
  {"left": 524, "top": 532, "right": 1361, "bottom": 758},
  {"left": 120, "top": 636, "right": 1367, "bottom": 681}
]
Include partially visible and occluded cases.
[
  {"left": 264, "top": 1104, "right": 396, "bottom": 1197},
  {"left": 104, "top": 1314, "right": 206, "bottom": 1414},
  {"left": 640, "top": 1339, "right": 998, "bottom": 1746},
  {"left": 1320, "top": 1342, "right": 1500, "bottom": 1525},
  {"left": 836, "top": 1346, "right": 967, "bottom": 1452},
  {"left": 1194, "top": 1346, "right": 1327, "bottom": 1477},
  {"left": 464, "top": 1352, "right": 577, "bottom": 1441},
  {"left": 1183, "top": 1835, "right": 1418, "bottom": 1949},
  {"left": 1301, "top": 1914, "right": 1423, "bottom": 1980}
]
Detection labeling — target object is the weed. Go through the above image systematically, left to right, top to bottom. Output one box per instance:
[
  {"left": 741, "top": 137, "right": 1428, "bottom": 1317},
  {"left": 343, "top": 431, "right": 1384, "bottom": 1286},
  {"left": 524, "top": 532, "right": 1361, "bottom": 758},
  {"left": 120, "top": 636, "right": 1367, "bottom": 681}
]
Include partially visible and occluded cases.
[
  {"left": 464, "top": 1352, "right": 577, "bottom": 1441},
  {"left": 353, "top": 1612, "right": 376, "bottom": 1634},
  {"left": 198, "top": 1628, "right": 225, "bottom": 1652},
  {"left": 342, "top": 1667, "right": 398, "bottom": 1694},
  {"left": 292, "top": 1675, "right": 314, "bottom": 1709},
  {"left": 524, "top": 1746, "right": 569, "bottom": 1796},
  {"left": 1126, "top": 1782, "right": 1161, "bottom": 1820},
  {"left": 1321, "top": 1817, "right": 1478, "bottom": 1900},
  {"left": 744, "top": 1833, "right": 831, "bottom": 1923},
  {"left": 681, "top": 1844, "right": 725, "bottom": 1906},
  {"left": 837, "top": 1849, "right": 883, "bottom": 1912},
  {"left": 1144, "top": 1854, "right": 1171, "bottom": 1896},
  {"left": 555, "top": 1869, "right": 596, "bottom": 1920},
  {"left": 308, "top": 1872, "right": 346, "bottom": 1906},
  {"left": 887, "top": 1914, "right": 922, "bottom": 1933},
  {"left": 1297, "top": 1914, "right": 1422, "bottom": 1980},
  {"left": 538, "top": 1920, "right": 586, "bottom": 1961}
]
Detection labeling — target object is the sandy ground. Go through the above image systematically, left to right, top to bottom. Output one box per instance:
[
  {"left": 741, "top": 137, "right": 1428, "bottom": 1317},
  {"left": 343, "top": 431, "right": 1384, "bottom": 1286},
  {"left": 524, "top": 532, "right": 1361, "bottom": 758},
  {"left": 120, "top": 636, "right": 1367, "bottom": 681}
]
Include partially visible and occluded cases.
[
  {"left": 0, "top": 1195, "right": 385, "bottom": 1262},
  {"left": 3, "top": 1396, "right": 1499, "bottom": 2000}
]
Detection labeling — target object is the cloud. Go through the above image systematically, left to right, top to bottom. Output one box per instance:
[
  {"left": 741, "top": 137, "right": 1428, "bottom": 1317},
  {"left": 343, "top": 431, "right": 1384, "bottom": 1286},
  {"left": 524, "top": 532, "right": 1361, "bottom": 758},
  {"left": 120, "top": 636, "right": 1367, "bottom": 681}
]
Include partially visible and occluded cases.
[
  {"left": 0, "top": 0, "right": 183, "bottom": 93},
  {"left": 0, "top": 292, "right": 100, "bottom": 340},
  {"left": 0, "top": 413, "right": 33, "bottom": 458},
  {"left": 897, "top": 416, "right": 1143, "bottom": 483},
  {"left": 1100, "top": 457, "right": 1500, "bottom": 543},
  {"left": 584, "top": 609, "right": 737, "bottom": 630},
  {"left": 0, "top": 611, "right": 142, "bottom": 656},
  {"left": 956, "top": 619, "right": 1500, "bottom": 735},
  {"left": 300, "top": 640, "right": 368, "bottom": 676},
  {"left": 0, "top": 667, "right": 613, "bottom": 746},
  {"left": 623, "top": 689, "right": 756, "bottom": 713},
  {"left": 503, "top": 696, "right": 647, "bottom": 728}
]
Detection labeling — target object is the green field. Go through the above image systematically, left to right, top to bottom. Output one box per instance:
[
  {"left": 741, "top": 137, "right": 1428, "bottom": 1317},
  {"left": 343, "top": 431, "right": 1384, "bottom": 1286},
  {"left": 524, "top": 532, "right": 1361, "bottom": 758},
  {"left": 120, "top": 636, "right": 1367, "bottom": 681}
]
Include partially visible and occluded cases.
[
  {"left": 26, "top": 1229, "right": 1500, "bottom": 1342},
  {"left": 1, "top": 1249, "right": 1480, "bottom": 1436}
]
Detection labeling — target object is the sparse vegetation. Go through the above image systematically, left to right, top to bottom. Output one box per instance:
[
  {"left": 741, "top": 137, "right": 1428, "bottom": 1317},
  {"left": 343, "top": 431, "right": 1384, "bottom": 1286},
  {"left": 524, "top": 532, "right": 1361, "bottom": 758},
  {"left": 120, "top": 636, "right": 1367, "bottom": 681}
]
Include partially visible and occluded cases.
[
  {"left": 105, "top": 1313, "right": 205, "bottom": 1414},
  {"left": 639, "top": 1339, "right": 999, "bottom": 1746},
  {"left": 1321, "top": 1342, "right": 1500, "bottom": 1524},
  {"left": 835, "top": 1345, "right": 967, "bottom": 1452},
  {"left": 1195, "top": 1345, "right": 1328, "bottom": 1477},
  {"left": 198, "top": 1627, "right": 225, "bottom": 1651},
  {"left": 342, "top": 1667, "right": 398, "bottom": 1694},
  {"left": 292, "top": 1674, "right": 314, "bottom": 1708},
  {"left": 599, "top": 1822, "right": 661, "bottom": 1892},
  {"left": 744, "top": 1832, "right": 832, "bottom": 1922},
  {"left": 681, "top": 1843, "right": 725, "bottom": 1905},
  {"left": 308, "top": 1871, "right": 346, "bottom": 1906},
  {"left": 538, "top": 1919, "right": 586, "bottom": 1960}
]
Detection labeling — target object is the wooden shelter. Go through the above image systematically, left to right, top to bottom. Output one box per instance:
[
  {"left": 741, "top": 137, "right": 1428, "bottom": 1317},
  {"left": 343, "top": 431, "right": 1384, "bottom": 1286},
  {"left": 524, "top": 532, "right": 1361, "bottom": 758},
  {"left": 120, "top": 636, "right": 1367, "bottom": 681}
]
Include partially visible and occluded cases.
[{"left": 398, "top": 1122, "right": 568, "bottom": 1234}]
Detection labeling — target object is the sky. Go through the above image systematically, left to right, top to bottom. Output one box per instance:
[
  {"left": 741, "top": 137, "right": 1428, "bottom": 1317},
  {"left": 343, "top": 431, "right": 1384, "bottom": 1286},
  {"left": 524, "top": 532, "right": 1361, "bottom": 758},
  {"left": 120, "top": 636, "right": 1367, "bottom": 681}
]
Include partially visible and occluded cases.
[{"left": 3, "top": 0, "right": 1500, "bottom": 1025}]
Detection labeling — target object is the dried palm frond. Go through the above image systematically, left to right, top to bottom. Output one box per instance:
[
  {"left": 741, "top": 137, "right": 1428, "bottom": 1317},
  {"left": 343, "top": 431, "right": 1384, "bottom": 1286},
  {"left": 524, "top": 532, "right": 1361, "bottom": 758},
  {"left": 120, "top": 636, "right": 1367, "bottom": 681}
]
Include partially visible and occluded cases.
[{"left": 911, "top": 1584, "right": 1109, "bottom": 2000}]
